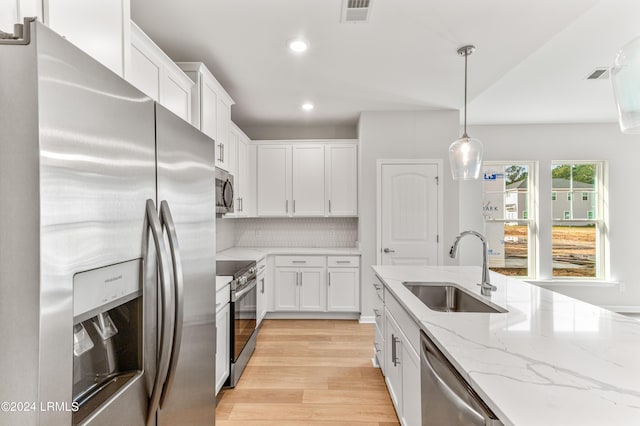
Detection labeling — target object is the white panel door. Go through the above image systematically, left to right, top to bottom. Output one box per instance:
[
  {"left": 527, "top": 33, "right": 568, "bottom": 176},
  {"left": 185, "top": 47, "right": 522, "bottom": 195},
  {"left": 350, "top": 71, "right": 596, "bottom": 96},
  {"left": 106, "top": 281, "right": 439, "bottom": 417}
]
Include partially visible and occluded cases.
[
  {"left": 326, "top": 144, "right": 357, "bottom": 216},
  {"left": 257, "top": 145, "right": 291, "bottom": 216},
  {"left": 292, "top": 145, "right": 325, "bottom": 216},
  {"left": 381, "top": 163, "right": 439, "bottom": 265},
  {"left": 274, "top": 268, "right": 299, "bottom": 310},
  {"left": 299, "top": 268, "right": 326, "bottom": 311},
  {"left": 327, "top": 268, "right": 359, "bottom": 312},
  {"left": 215, "top": 303, "right": 230, "bottom": 394}
]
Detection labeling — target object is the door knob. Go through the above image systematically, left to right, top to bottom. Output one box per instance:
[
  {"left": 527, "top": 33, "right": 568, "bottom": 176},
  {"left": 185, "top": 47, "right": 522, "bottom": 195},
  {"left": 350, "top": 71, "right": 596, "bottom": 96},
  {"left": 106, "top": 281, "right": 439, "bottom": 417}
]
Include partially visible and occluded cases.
[{"left": 383, "top": 248, "right": 395, "bottom": 253}]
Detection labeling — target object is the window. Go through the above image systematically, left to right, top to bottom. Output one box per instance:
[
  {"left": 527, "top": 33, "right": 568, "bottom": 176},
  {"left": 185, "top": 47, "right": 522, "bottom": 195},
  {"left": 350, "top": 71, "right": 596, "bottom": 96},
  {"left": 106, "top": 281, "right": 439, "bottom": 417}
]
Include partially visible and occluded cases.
[
  {"left": 482, "top": 162, "right": 535, "bottom": 278},
  {"left": 551, "top": 162, "right": 605, "bottom": 278},
  {"left": 552, "top": 192, "right": 557, "bottom": 201}
]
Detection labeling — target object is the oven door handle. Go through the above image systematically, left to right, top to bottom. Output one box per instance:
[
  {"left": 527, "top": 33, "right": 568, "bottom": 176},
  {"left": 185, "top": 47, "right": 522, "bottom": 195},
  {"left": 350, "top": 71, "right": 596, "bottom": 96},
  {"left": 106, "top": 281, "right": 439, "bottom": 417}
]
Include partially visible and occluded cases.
[{"left": 232, "top": 280, "right": 257, "bottom": 302}]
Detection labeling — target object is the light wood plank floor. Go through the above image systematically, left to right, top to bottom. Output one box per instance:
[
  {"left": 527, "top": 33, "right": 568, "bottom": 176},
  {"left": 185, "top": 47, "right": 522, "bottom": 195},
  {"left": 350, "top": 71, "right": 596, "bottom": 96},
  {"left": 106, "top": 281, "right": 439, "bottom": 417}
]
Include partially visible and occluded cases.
[{"left": 216, "top": 319, "right": 400, "bottom": 425}]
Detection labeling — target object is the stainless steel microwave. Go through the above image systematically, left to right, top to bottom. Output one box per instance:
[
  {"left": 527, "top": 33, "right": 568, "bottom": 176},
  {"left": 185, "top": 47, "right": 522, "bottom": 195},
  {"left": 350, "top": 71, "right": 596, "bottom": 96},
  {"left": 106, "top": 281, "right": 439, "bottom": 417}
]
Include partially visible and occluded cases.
[{"left": 215, "top": 167, "right": 234, "bottom": 214}]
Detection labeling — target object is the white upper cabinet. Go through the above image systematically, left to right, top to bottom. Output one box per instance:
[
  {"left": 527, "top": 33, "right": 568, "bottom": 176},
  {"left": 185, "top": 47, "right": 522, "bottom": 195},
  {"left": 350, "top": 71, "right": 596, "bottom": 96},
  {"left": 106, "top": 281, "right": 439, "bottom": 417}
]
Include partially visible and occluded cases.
[
  {"left": 43, "top": 0, "right": 130, "bottom": 77},
  {"left": 128, "top": 22, "right": 192, "bottom": 122},
  {"left": 177, "top": 62, "right": 235, "bottom": 169},
  {"left": 236, "top": 128, "right": 256, "bottom": 217},
  {"left": 256, "top": 140, "right": 358, "bottom": 218},
  {"left": 325, "top": 144, "right": 358, "bottom": 216},
  {"left": 257, "top": 145, "right": 292, "bottom": 216},
  {"left": 292, "top": 145, "right": 325, "bottom": 216}
]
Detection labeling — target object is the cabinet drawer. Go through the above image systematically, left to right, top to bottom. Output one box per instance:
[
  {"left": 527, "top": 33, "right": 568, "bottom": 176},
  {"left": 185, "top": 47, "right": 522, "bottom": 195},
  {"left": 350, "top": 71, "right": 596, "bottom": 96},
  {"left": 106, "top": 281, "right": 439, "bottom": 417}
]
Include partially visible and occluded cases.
[
  {"left": 275, "top": 256, "right": 325, "bottom": 267},
  {"left": 327, "top": 256, "right": 360, "bottom": 267},
  {"left": 257, "top": 257, "right": 267, "bottom": 274},
  {"left": 372, "top": 277, "right": 384, "bottom": 303},
  {"left": 216, "top": 285, "right": 230, "bottom": 311},
  {"left": 386, "top": 291, "right": 420, "bottom": 356},
  {"left": 374, "top": 322, "right": 384, "bottom": 372}
]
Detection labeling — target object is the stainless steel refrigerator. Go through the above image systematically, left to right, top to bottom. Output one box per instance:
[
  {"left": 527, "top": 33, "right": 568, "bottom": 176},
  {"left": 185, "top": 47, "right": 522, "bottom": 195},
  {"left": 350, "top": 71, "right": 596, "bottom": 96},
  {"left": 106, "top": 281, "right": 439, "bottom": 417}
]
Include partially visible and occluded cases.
[{"left": 0, "top": 19, "right": 216, "bottom": 425}]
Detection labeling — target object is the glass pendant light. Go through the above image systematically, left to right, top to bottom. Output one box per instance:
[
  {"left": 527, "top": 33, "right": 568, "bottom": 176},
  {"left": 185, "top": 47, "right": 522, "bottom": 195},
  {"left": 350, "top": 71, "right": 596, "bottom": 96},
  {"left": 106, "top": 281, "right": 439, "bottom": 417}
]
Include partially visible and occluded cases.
[
  {"left": 612, "top": 36, "right": 640, "bottom": 133},
  {"left": 449, "top": 45, "right": 483, "bottom": 180}
]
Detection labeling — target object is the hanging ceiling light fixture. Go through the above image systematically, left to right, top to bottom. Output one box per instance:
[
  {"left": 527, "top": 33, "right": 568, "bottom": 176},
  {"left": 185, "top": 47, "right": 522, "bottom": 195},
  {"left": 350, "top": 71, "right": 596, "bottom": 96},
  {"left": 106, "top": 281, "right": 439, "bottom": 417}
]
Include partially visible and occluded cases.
[
  {"left": 612, "top": 36, "right": 640, "bottom": 133},
  {"left": 449, "top": 45, "right": 483, "bottom": 180}
]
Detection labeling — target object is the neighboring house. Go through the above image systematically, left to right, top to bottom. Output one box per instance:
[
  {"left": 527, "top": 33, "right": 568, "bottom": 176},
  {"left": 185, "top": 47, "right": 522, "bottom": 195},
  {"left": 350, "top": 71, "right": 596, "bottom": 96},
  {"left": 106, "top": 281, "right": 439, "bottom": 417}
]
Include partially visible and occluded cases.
[{"left": 505, "top": 177, "right": 595, "bottom": 220}]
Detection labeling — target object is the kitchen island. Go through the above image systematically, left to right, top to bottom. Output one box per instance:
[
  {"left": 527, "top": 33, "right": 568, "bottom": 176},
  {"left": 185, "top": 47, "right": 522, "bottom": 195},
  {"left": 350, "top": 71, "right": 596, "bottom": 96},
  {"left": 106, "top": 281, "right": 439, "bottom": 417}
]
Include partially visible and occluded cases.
[{"left": 373, "top": 265, "right": 640, "bottom": 426}]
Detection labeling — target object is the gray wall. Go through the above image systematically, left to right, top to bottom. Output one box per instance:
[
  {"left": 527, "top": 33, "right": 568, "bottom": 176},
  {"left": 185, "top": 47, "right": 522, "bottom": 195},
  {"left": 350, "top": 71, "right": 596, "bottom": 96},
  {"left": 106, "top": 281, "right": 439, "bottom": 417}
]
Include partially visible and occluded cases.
[{"left": 358, "top": 110, "right": 460, "bottom": 319}]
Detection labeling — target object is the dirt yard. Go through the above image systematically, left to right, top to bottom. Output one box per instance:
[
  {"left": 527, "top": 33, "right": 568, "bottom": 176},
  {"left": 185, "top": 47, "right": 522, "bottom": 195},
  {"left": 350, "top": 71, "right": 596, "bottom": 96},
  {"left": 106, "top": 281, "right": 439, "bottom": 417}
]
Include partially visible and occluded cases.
[{"left": 491, "top": 225, "right": 596, "bottom": 277}]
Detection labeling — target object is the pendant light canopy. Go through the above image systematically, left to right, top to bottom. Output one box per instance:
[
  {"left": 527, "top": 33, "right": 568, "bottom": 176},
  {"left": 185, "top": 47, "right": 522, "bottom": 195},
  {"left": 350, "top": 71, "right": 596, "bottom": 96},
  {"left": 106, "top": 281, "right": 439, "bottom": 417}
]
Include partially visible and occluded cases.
[
  {"left": 612, "top": 36, "right": 640, "bottom": 134},
  {"left": 449, "top": 45, "right": 483, "bottom": 180}
]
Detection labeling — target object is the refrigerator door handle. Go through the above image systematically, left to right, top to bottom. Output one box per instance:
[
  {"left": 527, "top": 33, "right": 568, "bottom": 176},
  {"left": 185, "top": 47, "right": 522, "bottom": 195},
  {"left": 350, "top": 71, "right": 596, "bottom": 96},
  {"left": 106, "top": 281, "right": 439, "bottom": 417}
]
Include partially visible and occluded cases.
[
  {"left": 145, "top": 199, "right": 174, "bottom": 426},
  {"left": 159, "top": 201, "right": 185, "bottom": 408}
]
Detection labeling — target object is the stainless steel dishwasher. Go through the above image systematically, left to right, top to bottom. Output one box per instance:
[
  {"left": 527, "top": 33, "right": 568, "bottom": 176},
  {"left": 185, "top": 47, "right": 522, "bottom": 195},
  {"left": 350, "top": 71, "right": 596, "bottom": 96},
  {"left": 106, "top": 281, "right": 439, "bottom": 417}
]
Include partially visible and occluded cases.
[{"left": 420, "top": 331, "right": 503, "bottom": 425}]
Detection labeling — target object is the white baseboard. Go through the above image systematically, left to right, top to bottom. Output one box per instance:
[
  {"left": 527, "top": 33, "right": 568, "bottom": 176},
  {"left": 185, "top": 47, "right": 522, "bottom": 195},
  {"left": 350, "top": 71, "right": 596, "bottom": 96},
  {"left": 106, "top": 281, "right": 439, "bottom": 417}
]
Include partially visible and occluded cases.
[
  {"left": 264, "top": 312, "right": 360, "bottom": 320},
  {"left": 359, "top": 315, "right": 375, "bottom": 324}
]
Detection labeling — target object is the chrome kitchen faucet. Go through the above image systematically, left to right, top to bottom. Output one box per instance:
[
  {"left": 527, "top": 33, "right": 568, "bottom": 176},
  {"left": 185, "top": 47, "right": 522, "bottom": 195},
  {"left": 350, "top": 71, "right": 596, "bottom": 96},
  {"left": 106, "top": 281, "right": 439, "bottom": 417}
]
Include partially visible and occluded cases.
[{"left": 449, "top": 230, "right": 497, "bottom": 296}]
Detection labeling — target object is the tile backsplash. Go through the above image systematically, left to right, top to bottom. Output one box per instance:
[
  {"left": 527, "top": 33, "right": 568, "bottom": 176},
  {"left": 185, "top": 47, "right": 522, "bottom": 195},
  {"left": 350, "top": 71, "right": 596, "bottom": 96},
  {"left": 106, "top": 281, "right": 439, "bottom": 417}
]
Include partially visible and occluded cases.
[
  {"left": 216, "top": 217, "right": 236, "bottom": 251},
  {"left": 234, "top": 218, "right": 358, "bottom": 248}
]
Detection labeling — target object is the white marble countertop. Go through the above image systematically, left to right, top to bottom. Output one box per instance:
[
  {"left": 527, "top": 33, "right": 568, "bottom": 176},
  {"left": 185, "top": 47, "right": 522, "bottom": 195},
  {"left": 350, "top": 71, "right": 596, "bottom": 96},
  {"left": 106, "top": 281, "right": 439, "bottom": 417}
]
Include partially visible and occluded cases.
[
  {"left": 216, "top": 246, "right": 361, "bottom": 262},
  {"left": 372, "top": 265, "right": 640, "bottom": 426},
  {"left": 215, "top": 276, "right": 232, "bottom": 293}
]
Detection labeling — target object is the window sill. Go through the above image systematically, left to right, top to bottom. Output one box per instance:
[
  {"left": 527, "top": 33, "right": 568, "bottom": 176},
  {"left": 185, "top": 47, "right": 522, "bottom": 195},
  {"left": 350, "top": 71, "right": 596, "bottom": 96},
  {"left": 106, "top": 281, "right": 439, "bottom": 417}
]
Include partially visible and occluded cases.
[{"left": 526, "top": 279, "right": 621, "bottom": 289}]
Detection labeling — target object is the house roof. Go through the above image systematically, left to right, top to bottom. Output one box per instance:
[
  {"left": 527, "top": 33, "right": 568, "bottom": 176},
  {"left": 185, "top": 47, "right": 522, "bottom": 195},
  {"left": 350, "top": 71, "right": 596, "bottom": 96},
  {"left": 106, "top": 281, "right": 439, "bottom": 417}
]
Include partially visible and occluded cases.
[{"left": 505, "top": 177, "right": 594, "bottom": 190}]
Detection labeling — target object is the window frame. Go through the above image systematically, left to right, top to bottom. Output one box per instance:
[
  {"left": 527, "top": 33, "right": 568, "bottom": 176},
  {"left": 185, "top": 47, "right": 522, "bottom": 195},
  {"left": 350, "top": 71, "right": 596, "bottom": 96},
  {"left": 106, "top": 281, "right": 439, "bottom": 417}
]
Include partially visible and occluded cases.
[
  {"left": 482, "top": 161, "right": 537, "bottom": 279},
  {"left": 550, "top": 161, "right": 607, "bottom": 280}
]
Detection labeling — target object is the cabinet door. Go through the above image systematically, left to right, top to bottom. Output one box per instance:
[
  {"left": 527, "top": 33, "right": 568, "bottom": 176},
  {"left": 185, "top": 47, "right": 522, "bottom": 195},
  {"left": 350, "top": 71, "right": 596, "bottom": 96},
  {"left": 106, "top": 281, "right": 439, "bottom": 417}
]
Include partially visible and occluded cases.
[
  {"left": 46, "top": 0, "right": 127, "bottom": 76},
  {"left": 129, "top": 23, "right": 161, "bottom": 101},
  {"left": 161, "top": 66, "right": 192, "bottom": 122},
  {"left": 200, "top": 76, "right": 218, "bottom": 140},
  {"left": 216, "top": 99, "right": 232, "bottom": 171},
  {"left": 227, "top": 125, "right": 238, "bottom": 179},
  {"left": 237, "top": 137, "right": 253, "bottom": 216},
  {"left": 325, "top": 144, "right": 358, "bottom": 216},
  {"left": 257, "top": 145, "right": 292, "bottom": 216},
  {"left": 292, "top": 145, "right": 325, "bottom": 216},
  {"left": 274, "top": 268, "right": 299, "bottom": 311},
  {"left": 299, "top": 268, "right": 326, "bottom": 311},
  {"left": 327, "top": 268, "right": 360, "bottom": 312},
  {"left": 256, "top": 272, "right": 266, "bottom": 326},
  {"left": 215, "top": 303, "right": 230, "bottom": 394},
  {"left": 384, "top": 310, "right": 403, "bottom": 414},
  {"left": 401, "top": 344, "right": 421, "bottom": 426}
]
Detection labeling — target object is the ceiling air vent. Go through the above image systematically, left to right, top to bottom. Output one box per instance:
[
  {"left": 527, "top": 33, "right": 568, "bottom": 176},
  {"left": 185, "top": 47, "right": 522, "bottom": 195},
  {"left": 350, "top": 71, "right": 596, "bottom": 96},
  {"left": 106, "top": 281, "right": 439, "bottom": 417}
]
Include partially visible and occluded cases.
[
  {"left": 341, "top": 0, "right": 373, "bottom": 23},
  {"left": 586, "top": 68, "right": 609, "bottom": 80}
]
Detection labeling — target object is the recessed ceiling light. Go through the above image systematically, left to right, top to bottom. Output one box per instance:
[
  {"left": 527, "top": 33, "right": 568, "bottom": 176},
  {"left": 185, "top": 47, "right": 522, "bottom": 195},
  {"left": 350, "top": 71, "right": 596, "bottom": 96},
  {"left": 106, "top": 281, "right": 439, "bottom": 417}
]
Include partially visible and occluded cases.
[
  {"left": 288, "top": 38, "right": 309, "bottom": 53},
  {"left": 301, "top": 103, "right": 314, "bottom": 111}
]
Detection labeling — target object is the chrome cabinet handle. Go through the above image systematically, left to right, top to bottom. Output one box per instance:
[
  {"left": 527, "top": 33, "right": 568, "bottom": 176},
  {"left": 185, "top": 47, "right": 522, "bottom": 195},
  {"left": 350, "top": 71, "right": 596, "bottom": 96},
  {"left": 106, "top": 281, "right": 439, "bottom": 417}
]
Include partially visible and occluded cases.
[
  {"left": 221, "top": 143, "right": 224, "bottom": 162},
  {"left": 217, "top": 144, "right": 222, "bottom": 162},
  {"left": 240, "top": 197, "right": 243, "bottom": 212},
  {"left": 145, "top": 199, "right": 173, "bottom": 426},
  {"left": 328, "top": 199, "right": 331, "bottom": 213},
  {"left": 286, "top": 200, "right": 289, "bottom": 214},
  {"left": 293, "top": 200, "right": 296, "bottom": 214},
  {"left": 159, "top": 201, "right": 185, "bottom": 408},
  {"left": 383, "top": 248, "right": 395, "bottom": 253},
  {"left": 292, "top": 260, "right": 307, "bottom": 264},
  {"left": 336, "top": 260, "right": 350, "bottom": 264},
  {"left": 328, "top": 272, "right": 331, "bottom": 286},
  {"left": 261, "top": 278, "right": 265, "bottom": 294},
  {"left": 373, "top": 283, "right": 381, "bottom": 290},
  {"left": 373, "top": 308, "right": 381, "bottom": 318},
  {"left": 392, "top": 334, "right": 400, "bottom": 367},
  {"left": 374, "top": 342, "right": 381, "bottom": 353}
]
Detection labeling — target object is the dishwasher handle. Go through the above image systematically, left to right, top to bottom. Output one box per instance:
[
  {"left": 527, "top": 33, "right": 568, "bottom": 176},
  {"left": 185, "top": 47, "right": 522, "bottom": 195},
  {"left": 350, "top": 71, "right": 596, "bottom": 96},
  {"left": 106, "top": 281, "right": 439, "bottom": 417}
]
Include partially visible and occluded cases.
[{"left": 420, "top": 331, "right": 502, "bottom": 426}]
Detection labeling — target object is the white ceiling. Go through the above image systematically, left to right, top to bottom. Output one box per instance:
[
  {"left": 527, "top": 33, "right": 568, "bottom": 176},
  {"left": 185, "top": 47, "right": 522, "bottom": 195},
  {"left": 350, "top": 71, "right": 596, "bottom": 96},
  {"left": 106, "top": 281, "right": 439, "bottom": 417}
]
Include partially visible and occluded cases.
[{"left": 130, "top": 0, "right": 640, "bottom": 130}]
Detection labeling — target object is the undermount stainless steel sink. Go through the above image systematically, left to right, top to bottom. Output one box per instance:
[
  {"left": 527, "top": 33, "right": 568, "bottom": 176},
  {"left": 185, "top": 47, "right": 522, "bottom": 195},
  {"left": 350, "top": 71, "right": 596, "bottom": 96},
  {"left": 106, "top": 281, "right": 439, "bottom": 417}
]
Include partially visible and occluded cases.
[{"left": 403, "top": 282, "right": 507, "bottom": 314}]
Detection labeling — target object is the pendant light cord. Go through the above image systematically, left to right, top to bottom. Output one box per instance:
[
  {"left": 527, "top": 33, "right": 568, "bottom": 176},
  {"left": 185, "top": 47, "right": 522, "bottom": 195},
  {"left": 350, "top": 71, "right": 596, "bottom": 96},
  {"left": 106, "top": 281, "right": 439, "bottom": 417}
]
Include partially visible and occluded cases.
[{"left": 463, "top": 51, "right": 468, "bottom": 139}]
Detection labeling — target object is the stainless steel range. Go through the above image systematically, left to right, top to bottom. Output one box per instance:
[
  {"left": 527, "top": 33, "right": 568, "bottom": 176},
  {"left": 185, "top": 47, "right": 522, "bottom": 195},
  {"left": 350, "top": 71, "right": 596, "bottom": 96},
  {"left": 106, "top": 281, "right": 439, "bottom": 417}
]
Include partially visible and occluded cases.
[{"left": 217, "top": 260, "right": 258, "bottom": 387}]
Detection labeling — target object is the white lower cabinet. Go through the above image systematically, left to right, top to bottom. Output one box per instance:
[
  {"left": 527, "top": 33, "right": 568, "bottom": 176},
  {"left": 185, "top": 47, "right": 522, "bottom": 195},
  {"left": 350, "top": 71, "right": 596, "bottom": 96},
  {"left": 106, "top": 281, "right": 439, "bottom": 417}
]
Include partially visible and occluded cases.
[
  {"left": 274, "top": 267, "right": 326, "bottom": 311},
  {"left": 327, "top": 268, "right": 359, "bottom": 312},
  {"left": 380, "top": 286, "right": 421, "bottom": 426},
  {"left": 215, "top": 302, "right": 230, "bottom": 394}
]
